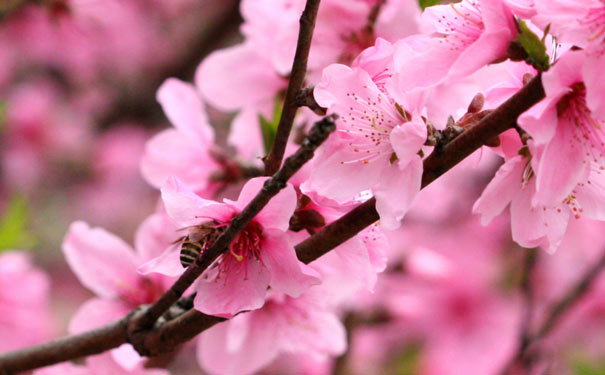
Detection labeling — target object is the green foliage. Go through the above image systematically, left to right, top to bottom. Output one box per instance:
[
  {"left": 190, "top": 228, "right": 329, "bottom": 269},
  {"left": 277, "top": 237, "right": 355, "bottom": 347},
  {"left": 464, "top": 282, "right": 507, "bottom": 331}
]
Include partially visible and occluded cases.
[
  {"left": 418, "top": 0, "right": 441, "bottom": 10},
  {"left": 516, "top": 20, "right": 550, "bottom": 71},
  {"left": 259, "top": 97, "right": 283, "bottom": 154},
  {"left": 0, "top": 101, "right": 6, "bottom": 133},
  {"left": 0, "top": 195, "right": 37, "bottom": 251},
  {"left": 386, "top": 344, "right": 422, "bottom": 375},
  {"left": 571, "top": 356, "right": 605, "bottom": 375}
]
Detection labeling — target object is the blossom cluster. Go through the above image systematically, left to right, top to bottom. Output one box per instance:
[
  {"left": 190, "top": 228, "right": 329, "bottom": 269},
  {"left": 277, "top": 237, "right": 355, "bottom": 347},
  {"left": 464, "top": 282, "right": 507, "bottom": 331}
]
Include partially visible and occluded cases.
[{"left": 2, "top": 0, "right": 605, "bottom": 374}]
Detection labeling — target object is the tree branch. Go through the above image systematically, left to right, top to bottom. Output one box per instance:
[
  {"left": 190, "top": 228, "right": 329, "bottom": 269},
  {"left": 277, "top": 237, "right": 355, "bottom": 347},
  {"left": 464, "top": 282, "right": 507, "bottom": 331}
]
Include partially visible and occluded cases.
[
  {"left": 263, "top": 0, "right": 321, "bottom": 175},
  {"left": 0, "top": 74, "right": 547, "bottom": 374},
  {"left": 295, "top": 74, "right": 546, "bottom": 264},
  {"left": 0, "top": 116, "right": 336, "bottom": 374},
  {"left": 0, "top": 315, "right": 130, "bottom": 374}
]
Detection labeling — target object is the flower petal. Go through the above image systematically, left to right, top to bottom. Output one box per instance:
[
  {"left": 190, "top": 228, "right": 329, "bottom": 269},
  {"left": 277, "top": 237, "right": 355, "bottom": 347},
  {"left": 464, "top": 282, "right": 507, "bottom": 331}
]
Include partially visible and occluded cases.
[
  {"left": 157, "top": 78, "right": 214, "bottom": 144},
  {"left": 62, "top": 221, "right": 138, "bottom": 298},
  {"left": 262, "top": 230, "right": 320, "bottom": 297},
  {"left": 194, "top": 258, "right": 271, "bottom": 316}
]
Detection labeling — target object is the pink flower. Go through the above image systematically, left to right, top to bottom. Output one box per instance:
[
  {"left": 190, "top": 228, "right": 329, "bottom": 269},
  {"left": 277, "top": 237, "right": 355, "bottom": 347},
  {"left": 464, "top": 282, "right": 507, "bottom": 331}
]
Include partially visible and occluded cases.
[
  {"left": 392, "top": 0, "right": 516, "bottom": 90},
  {"left": 533, "top": 0, "right": 605, "bottom": 118},
  {"left": 518, "top": 50, "right": 605, "bottom": 208},
  {"left": 304, "top": 52, "right": 426, "bottom": 229},
  {"left": 140, "top": 78, "right": 219, "bottom": 194},
  {"left": 473, "top": 140, "right": 605, "bottom": 253},
  {"left": 140, "top": 177, "right": 320, "bottom": 316},
  {"left": 62, "top": 214, "right": 178, "bottom": 366},
  {"left": 63, "top": 214, "right": 176, "bottom": 368},
  {"left": 0, "top": 251, "right": 53, "bottom": 352},
  {"left": 197, "top": 289, "right": 346, "bottom": 375},
  {"left": 33, "top": 352, "right": 169, "bottom": 375}
]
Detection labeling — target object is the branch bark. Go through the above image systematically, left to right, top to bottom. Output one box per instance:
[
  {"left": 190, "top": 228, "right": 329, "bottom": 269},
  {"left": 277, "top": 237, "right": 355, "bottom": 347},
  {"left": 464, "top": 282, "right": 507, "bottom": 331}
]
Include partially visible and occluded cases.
[
  {"left": 263, "top": 0, "right": 321, "bottom": 175},
  {"left": 0, "top": 64, "right": 548, "bottom": 375},
  {"left": 295, "top": 74, "right": 546, "bottom": 264},
  {"left": 0, "top": 116, "right": 336, "bottom": 375}
]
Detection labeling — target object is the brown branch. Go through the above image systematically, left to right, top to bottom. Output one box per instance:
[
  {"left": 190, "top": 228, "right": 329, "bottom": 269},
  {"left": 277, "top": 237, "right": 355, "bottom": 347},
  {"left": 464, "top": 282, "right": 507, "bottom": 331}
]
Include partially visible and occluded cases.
[
  {"left": 263, "top": 0, "right": 321, "bottom": 175},
  {"left": 295, "top": 74, "right": 546, "bottom": 264},
  {"left": 0, "top": 75, "right": 546, "bottom": 373},
  {"left": 130, "top": 115, "right": 336, "bottom": 334},
  {"left": 0, "top": 116, "right": 336, "bottom": 374},
  {"left": 0, "top": 314, "right": 130, "bottom": 374}
]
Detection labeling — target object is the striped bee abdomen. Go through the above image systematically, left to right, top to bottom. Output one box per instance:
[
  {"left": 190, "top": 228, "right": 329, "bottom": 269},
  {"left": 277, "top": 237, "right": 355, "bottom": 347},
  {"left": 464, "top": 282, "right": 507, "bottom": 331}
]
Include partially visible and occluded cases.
[{"left": 180, "top": 240, "right": 203, "bottom": 268}]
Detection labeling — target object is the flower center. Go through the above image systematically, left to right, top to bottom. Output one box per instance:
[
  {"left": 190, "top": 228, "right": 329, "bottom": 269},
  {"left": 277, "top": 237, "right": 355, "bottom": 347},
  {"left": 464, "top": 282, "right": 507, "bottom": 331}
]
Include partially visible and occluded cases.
[{"left": 340, "top": 92, "right": 406, "bottom": 165}]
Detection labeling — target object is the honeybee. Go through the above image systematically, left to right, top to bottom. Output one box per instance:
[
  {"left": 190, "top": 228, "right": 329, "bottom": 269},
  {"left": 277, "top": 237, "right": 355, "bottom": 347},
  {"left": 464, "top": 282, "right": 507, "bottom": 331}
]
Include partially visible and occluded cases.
[{"left": 177, "top": 221, "right": 226, "bottom": 268}]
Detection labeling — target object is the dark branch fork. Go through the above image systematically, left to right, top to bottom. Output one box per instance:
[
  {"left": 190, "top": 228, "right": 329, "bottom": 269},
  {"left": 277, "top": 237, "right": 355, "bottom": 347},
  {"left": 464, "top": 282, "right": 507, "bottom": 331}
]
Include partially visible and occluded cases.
[
  {"left": 0, "top": 71, "right": 548, "bottom": 374},
  {"left": 0, "top": 115, "right": 336, "bottom": 375}
]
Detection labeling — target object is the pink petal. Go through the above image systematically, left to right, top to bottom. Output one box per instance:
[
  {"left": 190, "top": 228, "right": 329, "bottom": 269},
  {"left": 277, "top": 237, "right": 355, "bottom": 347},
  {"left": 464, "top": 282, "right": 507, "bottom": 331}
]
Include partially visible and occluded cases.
[
  {"left": 195, "top": 42, "right": 284, "bottom": 111},
  {"left": 583, "top": 52, "right": 605, "bottom": 119},
  {"left": 156, "top": 78, "right": 214, "bottom": 144},
  {"left": 389, "top": 118, "right": 427, "bottom": 167},
  {"left": 534, "top": 122, "right": 587, "bottom": 205},
  {"left": 140, "top": 129, "right": 215, "bottom": 191},
  {"left": 304, "top": 135, "right": 386, "bottom": 202},
  {"left": 472, "top": 155, "right": 525, "bottom": 225},
  {"left": 373, "top": 157, "right": 423, "bottom": 230},
  {"left": 574, "top": 170, "right": 605, "bottom": 220},
  {"left": 161, "top": 177, "right": 235, "bottom": 228},
  {"left": 231, "top": 177, "right": 297, "bottom": 231},
  {"left": 134, "top": 213, "right": 179, "bottom": 263},
  {"left": 62, "top": 221, "right": 138, "bottom": 298},
  {"left": 262, "top": 230, "right": 320, "bottom": 298},
  {"left": 333, "top": 236, "right": 377, "bottom": 292},
  {"left": 137, "top": 244, "right": 184, "bottom": 278},
  {"left": 194, "top": 258, "right": 271, "bottom": 316},
  {"left": 69, "top": 298, "right": 131, "bottom": 334},
  {"left": 198, "top": 313, "right": 279, "bottom": 375},
  {"left": 33, "top": 363, "right": 89, "bottom": 375}
]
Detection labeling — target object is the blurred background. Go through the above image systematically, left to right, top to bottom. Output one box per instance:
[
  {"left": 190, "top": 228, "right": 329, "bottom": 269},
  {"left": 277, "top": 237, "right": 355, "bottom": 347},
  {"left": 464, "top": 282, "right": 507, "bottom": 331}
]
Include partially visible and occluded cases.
[{"left": 0, "top": 1, "right": 604, "bottom": 374}]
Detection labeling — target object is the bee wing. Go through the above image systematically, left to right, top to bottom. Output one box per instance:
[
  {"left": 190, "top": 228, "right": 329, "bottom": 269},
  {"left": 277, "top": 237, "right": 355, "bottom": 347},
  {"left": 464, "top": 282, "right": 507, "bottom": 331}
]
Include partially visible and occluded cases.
[{"left": 170, "top": 235, "right": 186, "bottom": 245}]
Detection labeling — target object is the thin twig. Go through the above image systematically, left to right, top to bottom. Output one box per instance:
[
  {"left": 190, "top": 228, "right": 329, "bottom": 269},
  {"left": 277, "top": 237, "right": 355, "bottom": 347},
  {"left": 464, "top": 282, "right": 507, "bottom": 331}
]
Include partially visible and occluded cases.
[
  {"left": 263, "top": 0, "right": 321, "bottom": 175},
  {"left": 501, "top": 249, "right": 605, "bottom": 375},
  {"left": 534, "top": 249, "right": 605, "bottom": 340}
]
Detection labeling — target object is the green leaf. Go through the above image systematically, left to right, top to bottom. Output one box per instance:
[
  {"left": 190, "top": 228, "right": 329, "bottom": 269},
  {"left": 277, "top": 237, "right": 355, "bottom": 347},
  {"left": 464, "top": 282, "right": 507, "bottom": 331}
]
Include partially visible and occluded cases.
[
  {"left": 418, "top": 0, "right": 441, "bottom": 10},
  {"left": 516, "top": 19, "right": 550, "bottom": 71},
  {"left": 258, "top": 97, "right": 283, "bottom": 154},
  {"left": 0, "top": 102, "right": 6, "bottom": 134},
  {"left": 0, "top": 195, "right": 37, "bottom": 251},
  {"left": 386, "top": 343, "right": 422, "bottom": 375},
  {"left": 571, "top": 355, "right": 605, "bottom": 375}
]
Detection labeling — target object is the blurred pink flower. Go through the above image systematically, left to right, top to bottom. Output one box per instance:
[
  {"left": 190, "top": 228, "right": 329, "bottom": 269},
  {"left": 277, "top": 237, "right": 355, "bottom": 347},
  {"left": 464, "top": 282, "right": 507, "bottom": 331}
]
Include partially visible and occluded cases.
[
  {"left": 141, "top": 78, "right": 219, "bottom": 195},
  {"left": 0, "top": 251, "right": 53, "bottom": 352},
  {"left": 197, "top": 288, "right": 346, "bottom": 375},
  {"left": 33, "top": 351, "right": 169, "bottom": 375}
]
